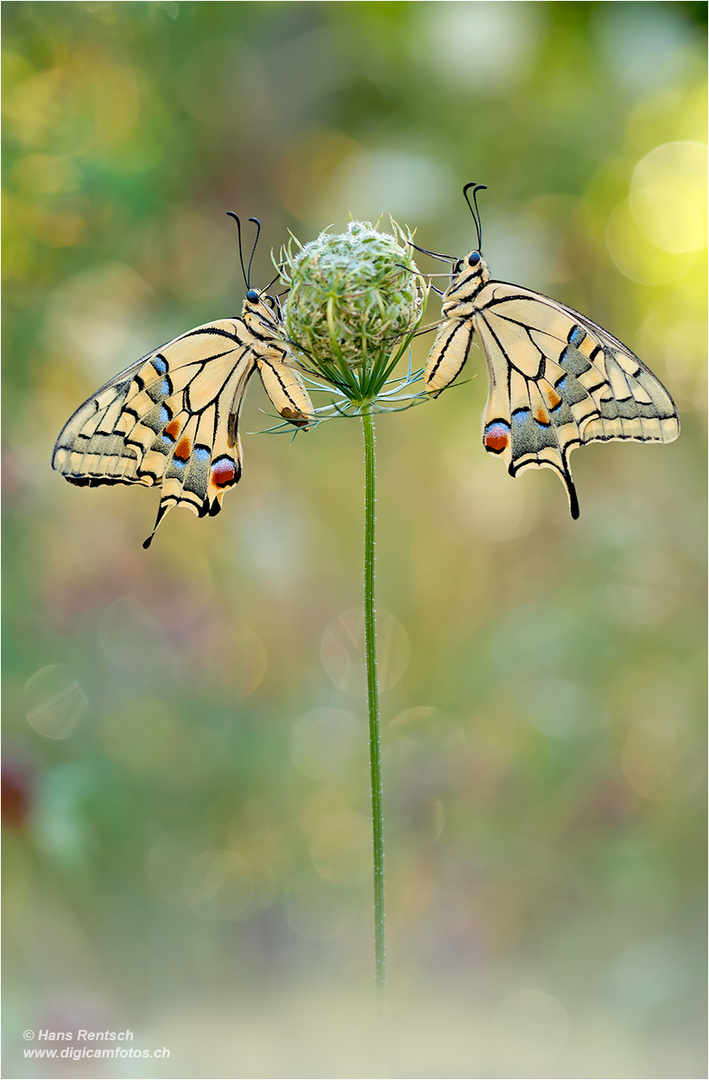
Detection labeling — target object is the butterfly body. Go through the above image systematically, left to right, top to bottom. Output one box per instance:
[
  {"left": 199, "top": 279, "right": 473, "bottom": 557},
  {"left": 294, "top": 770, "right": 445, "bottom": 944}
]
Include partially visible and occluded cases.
[
  {"left": 425, "top": 247, "right": 680, "bottom": 518},
  {"left": 53, "top": 291, "right": 313, "bottom": 547}
]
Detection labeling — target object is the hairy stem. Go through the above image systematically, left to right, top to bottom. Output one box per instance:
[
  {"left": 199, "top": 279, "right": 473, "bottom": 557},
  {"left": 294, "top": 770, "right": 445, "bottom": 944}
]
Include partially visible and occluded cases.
[{"left": 362, "top": 405, "right": 386, "bottom": 1015}]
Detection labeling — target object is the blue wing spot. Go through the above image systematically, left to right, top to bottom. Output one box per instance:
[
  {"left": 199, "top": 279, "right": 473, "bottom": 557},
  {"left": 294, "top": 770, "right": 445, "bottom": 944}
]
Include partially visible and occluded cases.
[
  {"left": 568, "top": 325, "right": 585, "bottom": 347},
  {"left": 152, "top": 356, "right": 168, "bottom": 376},
  {"left": 555, "top": 375, "right": 567, "bottom": 390},
  {"left": 160, "top": 378, "right": 171, "bottom": 396},
  {"left": 512, "top": 408, "right": 531, "bottom": 425},
  {"left": 193, "top": 447, "right": 210, "bottom": 462},
  {"left": 172, "top": 457, "right": 186, "bottom": 470}
]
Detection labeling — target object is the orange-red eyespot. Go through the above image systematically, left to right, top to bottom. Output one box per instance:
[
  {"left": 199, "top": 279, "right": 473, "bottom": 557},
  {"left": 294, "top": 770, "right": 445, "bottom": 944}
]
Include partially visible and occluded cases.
[
  {"left": 165, "top": 419, "right": 181, "bottom": 439},
  {"left": 484, "top": 420, "right": 510, "bottom": 454},
  {"left": 211, "top": 456, "right": 238, "bottom": 488}
]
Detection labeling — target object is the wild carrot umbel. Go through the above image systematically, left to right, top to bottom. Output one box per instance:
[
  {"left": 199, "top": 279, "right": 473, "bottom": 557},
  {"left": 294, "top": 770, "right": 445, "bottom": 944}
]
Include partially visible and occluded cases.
[{"left": 280, "top": 222, "right": 426, "bottom": 1016}]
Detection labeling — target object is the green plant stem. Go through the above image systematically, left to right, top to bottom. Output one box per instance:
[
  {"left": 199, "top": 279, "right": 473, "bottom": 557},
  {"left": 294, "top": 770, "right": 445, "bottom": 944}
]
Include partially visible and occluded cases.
[{"left": 362, "top": 405, "right": 386, "bottom": 1014}]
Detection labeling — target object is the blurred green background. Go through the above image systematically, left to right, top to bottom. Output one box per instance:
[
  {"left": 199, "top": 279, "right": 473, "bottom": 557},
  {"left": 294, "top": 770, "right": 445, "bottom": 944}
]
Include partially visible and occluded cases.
[{"left": 3, "top": 3, "right": 706, "bottom": 1077}]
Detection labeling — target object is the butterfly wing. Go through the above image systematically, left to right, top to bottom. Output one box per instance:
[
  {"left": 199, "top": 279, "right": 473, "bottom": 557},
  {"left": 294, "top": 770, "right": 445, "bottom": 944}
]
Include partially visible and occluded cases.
[
  {"left": 465, "top": 281, "right": 679, "bottom": 517},
  {"left": 53, "top": 319, "right": 313, "bottom": 547},
  {"left": 52, "top": 354, "right": 151, "bottom": 486}
]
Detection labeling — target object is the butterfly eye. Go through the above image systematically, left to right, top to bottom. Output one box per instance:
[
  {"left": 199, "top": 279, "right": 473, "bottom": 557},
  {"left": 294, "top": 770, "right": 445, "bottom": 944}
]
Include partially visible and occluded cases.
[
  {"left": 468, "top": 252, "right": 481, "bottom": 267},
  {"left": 245, "top": 289, "right": 260, "bottom": 302}
]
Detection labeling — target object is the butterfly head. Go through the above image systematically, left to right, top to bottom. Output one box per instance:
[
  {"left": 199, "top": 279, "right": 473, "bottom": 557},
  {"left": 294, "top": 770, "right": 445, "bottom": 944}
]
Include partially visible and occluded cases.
[
  {"left": 453, "top": 250, "right": 490, "bottom": 288},
  {"left": 242, "top": 287, "right": 280, "bottom": 329}
]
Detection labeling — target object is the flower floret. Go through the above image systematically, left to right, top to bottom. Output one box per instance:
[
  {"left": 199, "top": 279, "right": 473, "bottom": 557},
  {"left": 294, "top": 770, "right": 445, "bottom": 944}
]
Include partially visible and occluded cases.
[{"left": 281, "top": 221, "right": 424, "bottom": 378}]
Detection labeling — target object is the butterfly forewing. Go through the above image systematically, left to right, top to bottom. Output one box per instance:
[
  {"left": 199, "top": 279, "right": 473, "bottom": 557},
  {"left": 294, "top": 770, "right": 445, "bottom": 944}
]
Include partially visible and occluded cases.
[{"left": 52, "top": 358, "right": 148, "bottom": 485}]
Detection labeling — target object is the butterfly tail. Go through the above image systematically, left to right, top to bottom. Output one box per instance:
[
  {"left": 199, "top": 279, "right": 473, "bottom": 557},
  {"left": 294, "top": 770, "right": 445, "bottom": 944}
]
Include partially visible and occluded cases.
[
  {"left": 483, "top": 368, "right": 584, "bottom": 519},
  {"left": 560, "top": 461, "right": 580, "bottom": 520},
  {"left": 143, "top": 501, "right": 171, "bottom": 549}
]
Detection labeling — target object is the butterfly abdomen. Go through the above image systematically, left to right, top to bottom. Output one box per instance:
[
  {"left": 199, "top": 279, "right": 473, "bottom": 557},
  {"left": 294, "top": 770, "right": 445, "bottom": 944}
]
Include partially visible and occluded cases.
[
  {"left": 423, "top": 255, "right": 491, "bottom": 398},
  {"left": 425, "top": 319, "right": 475, "bottom": 396},
  {"left": 257, "top": 353, "right": 312, "bottom": 427}
]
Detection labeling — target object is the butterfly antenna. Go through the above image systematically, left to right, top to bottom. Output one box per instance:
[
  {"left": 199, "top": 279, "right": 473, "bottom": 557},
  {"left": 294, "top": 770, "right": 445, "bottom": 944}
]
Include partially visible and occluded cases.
[
  {"left": 462, "top": 182, "right": 487, "bottom": 252},
  {"left": 226, "top": 211, "right": 250, "bottom": 289},
  {"left": 246, "top": 217, "right": 261, "bottom": 290},
  {"left": 409, "top": 240, "right": 455, "bottom": 262},
  {"left": 261, "top": 270, "right": 280, "bottom": 295}
]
